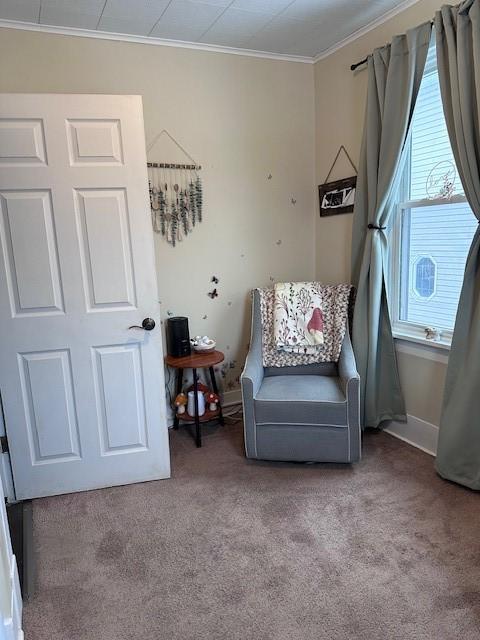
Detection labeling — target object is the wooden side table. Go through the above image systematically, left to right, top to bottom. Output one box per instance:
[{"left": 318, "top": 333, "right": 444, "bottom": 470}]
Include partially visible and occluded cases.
[{"left": 165, "top": 350, "right": 225, "bottom": 448}]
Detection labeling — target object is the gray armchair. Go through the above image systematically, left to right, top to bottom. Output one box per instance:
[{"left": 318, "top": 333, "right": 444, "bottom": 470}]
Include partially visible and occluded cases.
[{"left": 241, "top": 289, "right": 361, "bottom": 463}]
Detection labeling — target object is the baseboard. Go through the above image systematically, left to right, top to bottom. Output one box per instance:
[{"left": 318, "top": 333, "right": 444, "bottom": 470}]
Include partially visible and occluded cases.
[
  {"left": 223, "top": 389, "right": 242, "bottom": 408},
  {"left": 384, "top": 414, "right": 439, "bottom": 457}
]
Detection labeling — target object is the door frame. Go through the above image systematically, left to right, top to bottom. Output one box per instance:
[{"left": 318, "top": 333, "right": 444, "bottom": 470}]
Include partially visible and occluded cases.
[{"left": 0, "top": 400, "right": 15, "bottom": 503}]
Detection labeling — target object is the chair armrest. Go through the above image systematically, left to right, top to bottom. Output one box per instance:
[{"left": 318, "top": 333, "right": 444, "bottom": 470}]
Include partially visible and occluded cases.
[
  {"left": 241, "top": 289, "right": 264, "bottom": 398},
  {"left": 241, "top": 290, "right": 265, "bottom": 458},
  {"left": 338, "top": 324, "right": 359, "bottom": 390},
  {"left": 339, "top": 324, "right": 361, "bottom": 459},
  {"left": 241, "top": 345, "right": 264, "bottom": 459},
  {"left": 241, "top": 346, "right": 264, "bottom": 399}
]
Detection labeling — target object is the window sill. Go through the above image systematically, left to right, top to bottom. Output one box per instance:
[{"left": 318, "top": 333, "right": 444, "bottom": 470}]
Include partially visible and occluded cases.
[
  {"left": 393, "top": 331, "right": 451, "bottom": 351},
  {"left": 393, "top": 331, "right": 450, "bottom": 364}
]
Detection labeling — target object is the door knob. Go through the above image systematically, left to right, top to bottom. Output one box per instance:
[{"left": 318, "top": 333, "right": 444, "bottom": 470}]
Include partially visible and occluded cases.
[{"left": 128, "top": 318, "right": 156, "bottom": 331}]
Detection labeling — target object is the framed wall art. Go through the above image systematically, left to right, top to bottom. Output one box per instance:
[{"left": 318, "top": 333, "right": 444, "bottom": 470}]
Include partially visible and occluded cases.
[
  {"left": 318, "top": 145, "right": 358, "bottom": 217},
  {"left": 318, "top": 176, "right": 357, "bottom": 217}
]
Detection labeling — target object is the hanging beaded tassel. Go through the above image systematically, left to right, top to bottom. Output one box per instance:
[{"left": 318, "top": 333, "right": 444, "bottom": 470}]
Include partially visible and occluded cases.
[
  {"left": 149, "top": 166, "right": 168, "bottom": 237},
  {"left": 195, "top": 174, "right": 203, "bottom": 223},
  {"left": 188, "top": 175, "right": 197, "bottom": 227},
  {"left": 149, "top": 185, "right": 156, "bottom": 227},
  {"left": 158, "top": 189, "right": 167, "bottom": 236},
  {"left": 179, "top": 189, "right": 189, "bottom": 236},
  {"left": 170, "top": 198, "right": 178, "bottom": 247}
]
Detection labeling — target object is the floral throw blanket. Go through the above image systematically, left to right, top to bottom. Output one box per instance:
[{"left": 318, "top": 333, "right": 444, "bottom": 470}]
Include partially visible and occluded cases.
[
  {"left": 258, "top": 282, "right": 352, "bottom": 367},
  {"left": 274, "top": 282, "right": 325, "bottom": 353}
]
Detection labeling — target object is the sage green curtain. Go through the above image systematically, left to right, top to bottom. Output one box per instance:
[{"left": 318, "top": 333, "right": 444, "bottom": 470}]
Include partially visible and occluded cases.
[
  {"left": 435, "top": 0, "right": 480, "bottom": 490},
  {"left": 351, "top": 22, "right": 432, "bottom": 427}
]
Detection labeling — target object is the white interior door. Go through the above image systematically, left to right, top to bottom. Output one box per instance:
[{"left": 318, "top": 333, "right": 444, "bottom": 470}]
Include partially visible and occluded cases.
[
  {"left": 0, "top": 94, "right": 170, "bottom": 499},
  {"left": 0, "top": 473, "right": 22, "bottom": 640}
]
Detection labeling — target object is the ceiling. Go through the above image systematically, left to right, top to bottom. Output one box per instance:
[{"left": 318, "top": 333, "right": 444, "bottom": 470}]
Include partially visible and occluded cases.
[{"left": 0, "top": 0, "right": 416, "bottom": 60}]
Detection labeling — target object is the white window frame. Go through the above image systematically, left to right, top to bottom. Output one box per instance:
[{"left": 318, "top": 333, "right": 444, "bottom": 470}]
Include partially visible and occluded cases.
[
  {"left": 387, "top": 39, "right": 472, "bottom": 350},
  {"left": 389, "top": 192, "right": 468, "bottom": 346}
]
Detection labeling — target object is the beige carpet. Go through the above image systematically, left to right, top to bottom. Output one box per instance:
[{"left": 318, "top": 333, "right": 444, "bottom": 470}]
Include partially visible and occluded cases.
[{"left": 24, "top": 422, "right": 480, "bottom": 640}]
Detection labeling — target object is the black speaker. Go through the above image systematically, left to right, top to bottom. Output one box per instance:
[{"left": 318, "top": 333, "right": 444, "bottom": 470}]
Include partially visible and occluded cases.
[{"left": 166, "top": 317, "right": 191, "bottom": 358}]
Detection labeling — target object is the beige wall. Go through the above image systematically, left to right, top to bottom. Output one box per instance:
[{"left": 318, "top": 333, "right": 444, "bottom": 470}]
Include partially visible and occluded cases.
[
  {"left": 314, "top": 0, "right": 448, "bottom": 425},
  {"left": 0, "top": 4, "right": 451, "bottom": 420},
  {"left": 0, "top": 27, "right": 315, "bottom": 394}
]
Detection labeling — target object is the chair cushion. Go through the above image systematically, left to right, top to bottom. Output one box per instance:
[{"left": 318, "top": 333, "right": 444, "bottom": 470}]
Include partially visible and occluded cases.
[{"left": 254, "top": 375, "right": 347, "bottom": 426}]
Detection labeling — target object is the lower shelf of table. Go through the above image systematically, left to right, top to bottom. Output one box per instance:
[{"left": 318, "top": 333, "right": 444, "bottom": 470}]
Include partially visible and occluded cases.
[{"left": 176, "top": 408, "right": 221, "bottom": 424}]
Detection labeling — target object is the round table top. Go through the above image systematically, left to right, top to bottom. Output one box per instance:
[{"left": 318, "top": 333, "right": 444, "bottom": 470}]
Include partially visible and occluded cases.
[{"left": 165, "top": 349, "right": 224, "bottom": 369}]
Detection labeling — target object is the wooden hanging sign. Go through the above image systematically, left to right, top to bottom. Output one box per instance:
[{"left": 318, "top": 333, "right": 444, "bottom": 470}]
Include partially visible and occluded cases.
[{"left": 319, "top": 145, "right": 357, "bottom": 217}]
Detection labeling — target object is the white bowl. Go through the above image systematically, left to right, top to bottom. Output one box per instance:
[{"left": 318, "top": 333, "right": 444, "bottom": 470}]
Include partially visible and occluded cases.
[{"left": 193, "top": 340, "right": 216, "bottom": 353}]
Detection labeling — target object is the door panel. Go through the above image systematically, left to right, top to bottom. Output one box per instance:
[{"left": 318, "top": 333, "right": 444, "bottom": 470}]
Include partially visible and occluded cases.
[
  {"left": 0, "top": 94, "right": 170, "bottom": 499},
  {"left": 0, "top": 117, "right": 47, "bottom": 166},
  {"left": 66, "top": 119, "right": 123, "bottom": 166},
  {"left": 74, "top": 188, "right": 136, "bottom": 309},
  {"left": 0, "top": 190, "right": 64, "bottom": 316},
  {"left": 93, "top": 344, "right": 148, "bottom": 455},
  {"left": 18, "top": 349, "right": 81, "bottom": 463}
]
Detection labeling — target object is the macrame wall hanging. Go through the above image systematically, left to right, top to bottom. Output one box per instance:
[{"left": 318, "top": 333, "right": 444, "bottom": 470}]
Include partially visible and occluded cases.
[{"left": 147, "top": 129, "right": 203, "bottom": 247}]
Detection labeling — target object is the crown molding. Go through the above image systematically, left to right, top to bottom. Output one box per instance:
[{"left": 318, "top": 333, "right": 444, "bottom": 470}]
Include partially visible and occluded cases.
[
  {"left": 0, "top": 0, "right": 425, "bottom": 67},
  {"left": 313, "top": 0, "right": 423, "bottom": 63},
  {"left": 0, "top": 19, "right": 313, "bottom": 64}
]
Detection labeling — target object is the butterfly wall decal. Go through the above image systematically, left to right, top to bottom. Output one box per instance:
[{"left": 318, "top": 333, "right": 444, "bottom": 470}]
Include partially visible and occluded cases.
[{"left": 208, "top": 289, "right": 219, "bottom": 299}]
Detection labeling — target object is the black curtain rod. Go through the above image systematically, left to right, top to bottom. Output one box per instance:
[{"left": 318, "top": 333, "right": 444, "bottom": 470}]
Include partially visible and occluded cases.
[
  {"left": 351, "top": 18, "right": 435, "bottom": 71},
  {"left": 350, "top": 56, "right": 368, "bottom": 71}
]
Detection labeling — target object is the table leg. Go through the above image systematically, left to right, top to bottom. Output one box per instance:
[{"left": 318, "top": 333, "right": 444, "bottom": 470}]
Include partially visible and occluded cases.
[
  {"left": 209, "top": 366, "right": 224, "bottom": 426},
  {"left": 173, "top": 368, "right": 183, "bottom": 430},
  {"left": 192, "top": 368, "right": 201, "bottom": 448}
]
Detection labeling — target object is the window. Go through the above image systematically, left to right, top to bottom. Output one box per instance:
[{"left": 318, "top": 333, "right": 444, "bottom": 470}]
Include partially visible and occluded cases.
[{"left": 389, "top": 43, "right": 478, "bottom": 342}]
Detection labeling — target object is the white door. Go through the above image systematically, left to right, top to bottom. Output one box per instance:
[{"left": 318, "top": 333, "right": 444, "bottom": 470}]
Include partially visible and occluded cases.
[
  {"left": 0, "top": 94, "right": 170, "bottom": 499},
  {"left": 0, "top": 473, "right": 22, "bottom": 640}
]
